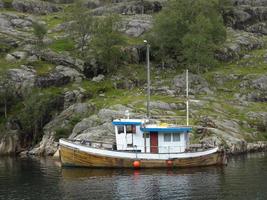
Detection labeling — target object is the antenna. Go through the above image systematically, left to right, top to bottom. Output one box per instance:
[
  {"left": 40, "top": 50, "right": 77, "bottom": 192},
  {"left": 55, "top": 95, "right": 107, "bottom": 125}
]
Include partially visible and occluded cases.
[
  {"left": 144, "top": 40, "right": 150, "bottom": 119},
  {"left": 186, "top": 69, "right": 189, "bottom": 126}
]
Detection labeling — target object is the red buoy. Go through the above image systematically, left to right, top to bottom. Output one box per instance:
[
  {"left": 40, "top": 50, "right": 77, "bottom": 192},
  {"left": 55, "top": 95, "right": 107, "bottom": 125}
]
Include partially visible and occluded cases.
[
  {"left": 133, "top": 160, "right": 140, "bottom": 168},
  {"left": 166, "top": 160, "right": 173, "bottom": 167}
]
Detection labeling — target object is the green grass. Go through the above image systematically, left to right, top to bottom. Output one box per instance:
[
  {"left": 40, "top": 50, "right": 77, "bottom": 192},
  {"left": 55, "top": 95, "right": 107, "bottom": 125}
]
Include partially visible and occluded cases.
[
  {"left": 41, "top": 13, "right": 64, "bottom": 30},
  {"left": 49, "top": 38, "right": 75, "bottom": 52},
  {"left": 0, "top": 57, "right": 25, "bottom": 73},
  {"left": 30, "top": 60, "right": 55, "bottom": 75}
]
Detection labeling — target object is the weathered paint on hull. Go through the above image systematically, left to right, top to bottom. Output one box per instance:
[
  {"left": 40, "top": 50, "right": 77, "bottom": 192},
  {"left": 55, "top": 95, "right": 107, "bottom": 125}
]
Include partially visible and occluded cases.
[{"left": 60, "top": 145, "right": 226, "bottom": 168}]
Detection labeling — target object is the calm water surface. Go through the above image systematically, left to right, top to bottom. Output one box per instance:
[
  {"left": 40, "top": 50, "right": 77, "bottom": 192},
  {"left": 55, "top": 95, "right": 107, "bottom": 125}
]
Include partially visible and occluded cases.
[{"left": 0, "top": 153, "right": 267, "bottom": 200}]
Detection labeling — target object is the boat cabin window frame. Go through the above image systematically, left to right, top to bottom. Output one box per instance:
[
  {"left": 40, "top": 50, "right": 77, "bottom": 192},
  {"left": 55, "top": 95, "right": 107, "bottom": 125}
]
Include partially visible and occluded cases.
[
  {"left": 117, "top": 125, "right": 124, "bottom": 134},
  {"left": 126, "top": 125, "right": 136, "bottom": 134},
  {"left": 164, "top": 133, "right": 172, "bottom": 142},
  {"left": 173, "top": 133, "right": 180, "bottom": 142}
]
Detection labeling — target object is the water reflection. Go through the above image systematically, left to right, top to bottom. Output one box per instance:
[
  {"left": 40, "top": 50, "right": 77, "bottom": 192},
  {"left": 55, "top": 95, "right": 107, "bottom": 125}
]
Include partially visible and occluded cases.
[
  {"left": 0, "top": 153, "right": 266, "bottom": 200},
  {"left": 60, "top": 167, "right": 224, "bottom": 200}
]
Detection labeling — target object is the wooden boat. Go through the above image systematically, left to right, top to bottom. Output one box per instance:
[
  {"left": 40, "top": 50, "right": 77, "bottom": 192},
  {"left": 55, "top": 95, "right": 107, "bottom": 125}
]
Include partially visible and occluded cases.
[
  {"left": 59, "top": 45, "right": 227, "bottom": 168},
  {"left": 59, "top": 119, "right": 227, "bottom": 168},
  {"left": 60, "top": 141, "right": 226, "bottom": 168}
]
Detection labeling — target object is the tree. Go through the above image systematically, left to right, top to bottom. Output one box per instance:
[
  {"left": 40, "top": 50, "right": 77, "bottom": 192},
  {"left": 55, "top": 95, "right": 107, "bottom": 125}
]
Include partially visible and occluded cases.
[
  {"left": 67, "top": 0, "right": 94, "bottom": 57},
  {"left": 150, "top": 0, "right": 226, "bottom": 71},
  {"left": 91, "top": 14, "right": 125, "bottom": 73},
  {"left": 182, "top": 15, "right": 217, "bottom": 73},
  {"left": 32, "top": 21, "right": 47, "bottom": 49},
  {"left": 0, "top": 71, "right": 15, "bottom": 119},
  {"left": 18, "top": 89, "right": 63, "bottom": 145}
]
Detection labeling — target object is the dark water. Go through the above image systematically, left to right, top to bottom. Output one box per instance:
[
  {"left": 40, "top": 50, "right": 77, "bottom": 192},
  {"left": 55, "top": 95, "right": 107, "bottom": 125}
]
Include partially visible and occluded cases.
[{"left": 0, "top": 153, "right": 267, "bottom": 200}]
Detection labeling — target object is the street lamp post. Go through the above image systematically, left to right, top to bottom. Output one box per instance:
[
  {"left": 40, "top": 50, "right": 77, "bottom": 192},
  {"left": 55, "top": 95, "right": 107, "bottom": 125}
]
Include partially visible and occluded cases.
[{"left": 144, "top": 40, "right": 150, "bottom": 119}]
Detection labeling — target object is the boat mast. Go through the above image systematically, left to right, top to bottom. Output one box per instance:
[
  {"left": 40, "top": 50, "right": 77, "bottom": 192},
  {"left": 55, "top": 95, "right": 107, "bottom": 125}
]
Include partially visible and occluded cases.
[
  {"left": 144, "top": 40, "right": 150, "bottom": 119},
  {"left": 186, "top": 69, "right": 189, "bottom": 126}
]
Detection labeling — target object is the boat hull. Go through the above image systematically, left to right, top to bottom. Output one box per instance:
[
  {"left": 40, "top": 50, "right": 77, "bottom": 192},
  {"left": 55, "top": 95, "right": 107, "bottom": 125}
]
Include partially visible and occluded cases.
[{"left": 59, "top": 141, "right": 226, "bottom": 168}]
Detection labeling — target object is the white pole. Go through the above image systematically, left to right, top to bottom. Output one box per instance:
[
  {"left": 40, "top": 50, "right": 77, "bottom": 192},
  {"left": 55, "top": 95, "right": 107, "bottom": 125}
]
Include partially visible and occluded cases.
[
  {"left": 144, "top": 40, "right": 150, "bottom": 119},
  {"left": 186, "top": 69, "right": 189, "bottom": 126}
]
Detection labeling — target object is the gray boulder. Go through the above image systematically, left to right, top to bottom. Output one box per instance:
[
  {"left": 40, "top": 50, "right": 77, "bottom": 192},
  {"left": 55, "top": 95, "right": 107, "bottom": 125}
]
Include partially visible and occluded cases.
[
  {"left": 0, "top": 0, "right": 3, "bottom": 8},
  {"left": 12, "top": 0, "right": 61, "bottom": 15},
  {"left": 46, "top": 0, "right": 74, "bottom": 3},
  {"left": 84, "top": 0, "right": 102, "bottom": 9},
  {"left": 92, "top": 0, "right": 162, "bottom": 15},
  {"left": 231, "top": 0, "right": 267, "bottom": 6},
  {"left": 225, "top": 1, "right": 267, "bottom": 29},
  {"left": 0, "top": 14, "right": 12, "bottom": 28},
  {"left": 121, "top": 15, "right": 153, "bottom": 37},
  {"left": 10, "top": 18, "right": 32, "bottom": 29},
  {"left": 246, "top": 22, "right": 267, "bottom": 35},
  {"left": 216, "top": 28, "right": 264, "bottom": 61},
  {"left": 0, "top": 33, "right": 19, "bottom": 53},
  {"left": 121, "top": 44, "right": 146, "bottom": 64},
  {"left": 34, "top": 50, "right": 84, "bottom": 72},
  {"left": 10, "top": 51, "right": 28, "bottom": 60},
  {"left": 5, "top": 54, "right": 16, "bottom": 62},
  {"left": 26, "top": 55, "right": 38, "bottom": 62},
  {"left": 35, "top": 65, "right": 83, "bottom": 88},
  {"left": 55, "top": 65, "right": 84, "bottom": 82},
  {"left": 8, "top": 66, "right": 36, "bottom": 92},
  {"left": 172, "top": 72, "right": 212, "bottom": 95},
  {"left": 92, "top": 74, "right": 105, "bottom": 82},
  {"left": 240, "top": 74, "right": 267, "bottom": 102},
  {"left": 251, "top": 75, "right": 267, "bottom": 91},
  {"left": 63, "top": 88, "right": 87, "bottom": 109},
  {"left": 149, "top": 101, "right": 184, "bottom": 111},
  {"left": 71, "top": 105, "right": 136, "bottom": 143},
  {"left": 98, "top": 108, "right": 128, "bottom": 123},
  {"left": 247, "top": 112, "right": 267, "bottom": 132},
  {"left": 70, "top": 115, "right": 101, "bottom": 139},
  {"left": 198, "top": 117, "right": 251, "bottom": 154},
  {"left": 75, "top": 122, "right": 115, "bottom": 144},
  {"left": 0, "top": 132, "right": 20, "bottom": 155},
  {"left": 247, "top": 141, "right": 267, "bottom": 152}
]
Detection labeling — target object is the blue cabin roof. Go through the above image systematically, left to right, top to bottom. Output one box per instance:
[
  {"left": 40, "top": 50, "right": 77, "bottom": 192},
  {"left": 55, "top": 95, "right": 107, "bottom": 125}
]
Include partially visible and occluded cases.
[
  {"left": 112, "top": 119, "right": 192, "bottom": 133},
  {"left": 112, "top": 121, "right": 143, "bottom": 126},
  {"left": 140, "top": 127, "right": 192, "bottom": 133}
]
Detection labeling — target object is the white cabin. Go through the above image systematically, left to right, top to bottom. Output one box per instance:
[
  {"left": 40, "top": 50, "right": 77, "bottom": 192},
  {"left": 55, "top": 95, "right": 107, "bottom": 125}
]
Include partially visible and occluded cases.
[{"left": 112, "top": 119, "right": 192, "bottom": 153}]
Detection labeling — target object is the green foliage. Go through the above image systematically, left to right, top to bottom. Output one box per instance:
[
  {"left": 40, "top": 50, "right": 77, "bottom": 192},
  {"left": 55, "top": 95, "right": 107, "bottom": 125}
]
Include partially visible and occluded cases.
[
  {"left": 67, "top": 0, "right": 94, "bottom": 57},
  {"left": 150, "top": 0, "right": 226, "bottom": 72},
  {"left": 66, "top": 2, "right": 125, "bottom": 72},
  {"left": 91, "top": 14, "right": 126, "bottom": 73},
  {"left": 32, "top": 21, "right": 47, "bottom": 49},
  {"left": 49, "top": 38, "right": 75, "bottom": 52},
  {"left": 30, "top": 60, "right": 55, "bottom": 75},
  {"left": 0, "top": 71, "right": 16, "bottom": 119},
  {"left": 18, "top": 89, "right": 63, "bottom": 145},
  {"left": 54, "top": 115, "right": 82, "bottom": 141},
  {"left": 54, "top": 127, "right": 69, "bottom": 141}
]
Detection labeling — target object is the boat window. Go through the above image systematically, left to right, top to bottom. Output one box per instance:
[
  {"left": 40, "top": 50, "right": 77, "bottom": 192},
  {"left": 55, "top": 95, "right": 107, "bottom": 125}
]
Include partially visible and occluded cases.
[
  {"left": 117, "top": 125, "right": 124, "bottom": 134},
  {"left": 126, "top": 125, "right": 136, "bottom": 133},
  {"left": 143, "top": 132, "right": 149, "bottom": 138},
  {"left": 164, "top": 133, "right": 171, "bottom": 142},
  {"left": 173, "top": 134, "right": 180, "bottom": 142}
]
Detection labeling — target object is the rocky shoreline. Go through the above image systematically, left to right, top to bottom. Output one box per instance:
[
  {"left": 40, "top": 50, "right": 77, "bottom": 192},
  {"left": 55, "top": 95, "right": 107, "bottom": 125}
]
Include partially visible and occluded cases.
[{"left": 0, "top": 0, "right": 266, "bottom": 158}]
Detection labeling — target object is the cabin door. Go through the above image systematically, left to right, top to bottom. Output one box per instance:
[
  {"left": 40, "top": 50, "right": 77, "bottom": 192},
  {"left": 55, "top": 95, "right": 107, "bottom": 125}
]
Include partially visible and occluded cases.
[{"left": 150, "top": 132, "right": 158, "bottom": 153}]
